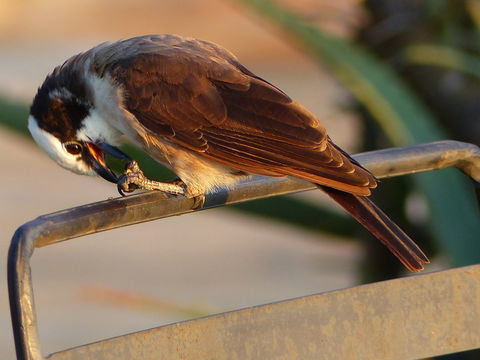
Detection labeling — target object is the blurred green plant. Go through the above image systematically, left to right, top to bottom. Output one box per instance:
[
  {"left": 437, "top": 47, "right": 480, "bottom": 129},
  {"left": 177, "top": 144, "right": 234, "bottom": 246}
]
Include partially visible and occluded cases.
[
  {"left": 236, "top": 0, "right": 480, "bottom": 275},
  {"left": 405, "top": 44, "right": 480, "bottom": 78},
  {"left": 0, "top": 97, "right": 27, "bottom": 134}
]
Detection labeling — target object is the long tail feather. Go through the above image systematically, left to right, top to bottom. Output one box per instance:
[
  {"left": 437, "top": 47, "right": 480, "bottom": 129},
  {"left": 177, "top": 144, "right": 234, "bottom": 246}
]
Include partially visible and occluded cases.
[{"left": 319, "top": 185, "right": 429, "bottom": 272}]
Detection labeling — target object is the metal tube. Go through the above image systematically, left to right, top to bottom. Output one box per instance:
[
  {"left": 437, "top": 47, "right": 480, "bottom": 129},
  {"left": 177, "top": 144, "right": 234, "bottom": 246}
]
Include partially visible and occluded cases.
[
  {"left": 7, "top": 140, "right": 480, "bottom": 360},
  {"left": 354, "top": 140, "right": 480, "bottom": 181}
]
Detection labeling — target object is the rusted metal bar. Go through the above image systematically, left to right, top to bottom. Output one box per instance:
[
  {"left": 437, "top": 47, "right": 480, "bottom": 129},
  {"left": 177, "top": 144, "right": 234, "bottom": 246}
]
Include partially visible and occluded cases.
[
  {"left": 8, "top": 140, "right": 480, "bottom": 360},
  {"left": 47, "top": 265, "right": 480, "bottom": 360}
]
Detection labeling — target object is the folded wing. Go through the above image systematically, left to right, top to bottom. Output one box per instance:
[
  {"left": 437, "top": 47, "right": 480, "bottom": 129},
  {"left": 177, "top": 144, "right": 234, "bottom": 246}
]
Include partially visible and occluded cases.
[{"left": 107, "top": 34, "right": 377, "bottom": 195}]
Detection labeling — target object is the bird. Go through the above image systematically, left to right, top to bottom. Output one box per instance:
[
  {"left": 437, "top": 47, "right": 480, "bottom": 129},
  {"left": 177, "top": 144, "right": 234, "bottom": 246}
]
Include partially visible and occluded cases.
[{"left": 28, "top": 34, "right": 429, "bottom": 272}]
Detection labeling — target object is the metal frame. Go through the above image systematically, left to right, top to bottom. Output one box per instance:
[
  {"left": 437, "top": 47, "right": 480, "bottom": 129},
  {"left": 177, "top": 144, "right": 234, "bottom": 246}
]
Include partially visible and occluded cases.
[{"left": 8, "top": 140, "right": 480, "bottom": 360}]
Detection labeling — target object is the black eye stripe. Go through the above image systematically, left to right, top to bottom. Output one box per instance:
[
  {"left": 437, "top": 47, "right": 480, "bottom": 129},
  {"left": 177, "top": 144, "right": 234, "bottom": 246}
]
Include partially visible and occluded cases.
[{"left": 64, "top": 142, "right": 83, "bottom": 155}]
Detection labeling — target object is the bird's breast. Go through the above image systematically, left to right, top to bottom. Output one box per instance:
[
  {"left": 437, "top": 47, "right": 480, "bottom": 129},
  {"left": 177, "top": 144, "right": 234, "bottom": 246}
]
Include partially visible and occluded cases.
[{"left": 144, "top": 138, "right": 251, "bottom": 197}]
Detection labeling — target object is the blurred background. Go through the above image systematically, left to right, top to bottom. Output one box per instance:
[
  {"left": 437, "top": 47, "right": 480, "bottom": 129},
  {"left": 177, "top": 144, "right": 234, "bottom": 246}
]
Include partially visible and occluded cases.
[{"left": 1, "top": 0, "right": 479, "bottom": 359}]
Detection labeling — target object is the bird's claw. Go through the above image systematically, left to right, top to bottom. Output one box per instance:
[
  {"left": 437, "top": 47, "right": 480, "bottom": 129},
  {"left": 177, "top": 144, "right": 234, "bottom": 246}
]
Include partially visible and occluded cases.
[
  {"left": 116, "top": 160, "right": 189, "bottom": 198},
  {"left": 117, "top": 160, "right": 145, "bottom": 196},
  {"left": 192, "top": 194, "right": 206, "bottom": 210}
]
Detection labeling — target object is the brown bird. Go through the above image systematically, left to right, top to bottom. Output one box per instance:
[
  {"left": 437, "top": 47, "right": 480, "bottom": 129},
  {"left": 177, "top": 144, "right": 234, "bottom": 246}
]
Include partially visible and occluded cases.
[{"left": 28, "top": 34, "right": 429, "bottom": 271}]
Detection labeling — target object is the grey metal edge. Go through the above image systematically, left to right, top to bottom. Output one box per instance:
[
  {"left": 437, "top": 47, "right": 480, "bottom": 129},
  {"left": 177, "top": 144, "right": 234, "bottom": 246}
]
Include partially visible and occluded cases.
[{"left": 48, "top": 265, "right": 480, "bottom": 360}]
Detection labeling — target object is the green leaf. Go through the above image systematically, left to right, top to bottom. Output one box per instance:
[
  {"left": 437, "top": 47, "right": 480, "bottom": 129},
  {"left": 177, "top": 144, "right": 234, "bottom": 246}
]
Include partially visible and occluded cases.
[
  {"left": 239, "top": 0, "right": 480, "bottom": 266},
  {"left": 405, "top": 43, "right": 480, "bottom": 79},
  {"left": 0, "top": 96, "right": 29, "bottom": 133},
  {"left": 231, "top": 196, "right": 356, "bottom": 238}
]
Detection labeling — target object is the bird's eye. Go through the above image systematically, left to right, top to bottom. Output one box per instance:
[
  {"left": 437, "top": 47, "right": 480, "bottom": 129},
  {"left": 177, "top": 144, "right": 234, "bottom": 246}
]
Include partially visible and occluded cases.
[{"left": 64, "top": 142, "right": 83, "bottom": 155}]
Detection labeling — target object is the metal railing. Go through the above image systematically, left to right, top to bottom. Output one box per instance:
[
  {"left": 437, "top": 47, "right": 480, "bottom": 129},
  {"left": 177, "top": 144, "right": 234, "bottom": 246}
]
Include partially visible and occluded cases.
[{"left": 8, "top": 140, "right": 480, "bottom": 360}]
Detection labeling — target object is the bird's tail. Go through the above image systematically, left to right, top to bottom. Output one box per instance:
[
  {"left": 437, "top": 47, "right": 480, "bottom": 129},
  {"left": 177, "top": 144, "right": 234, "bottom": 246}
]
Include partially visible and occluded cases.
[{"left": 319, "top": 185, "right": 429, "bottom": 272}]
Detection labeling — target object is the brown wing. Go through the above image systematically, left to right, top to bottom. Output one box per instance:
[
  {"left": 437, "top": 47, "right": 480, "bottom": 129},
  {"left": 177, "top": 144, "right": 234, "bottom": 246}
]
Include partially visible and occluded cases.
[{"left": 109, "top": 35, "right": 376, "bottom": 195}]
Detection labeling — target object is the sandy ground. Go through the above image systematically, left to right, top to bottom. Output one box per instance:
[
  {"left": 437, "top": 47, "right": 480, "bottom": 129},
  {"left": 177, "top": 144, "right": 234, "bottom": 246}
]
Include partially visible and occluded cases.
[
  {"left": 0, "top": 1, "right": 369, "bottom": 357},
  {"left": 0, "top": 46, "right": 365, "bottom": 360},
  {"left": 0, "top": 127, "right": 362, "bottom": 358}
]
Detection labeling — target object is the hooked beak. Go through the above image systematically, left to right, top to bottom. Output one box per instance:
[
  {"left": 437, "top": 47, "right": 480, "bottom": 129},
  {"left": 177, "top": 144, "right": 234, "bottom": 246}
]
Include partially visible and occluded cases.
[{"left": 85, "top": 143, "right": 132, "bottom": 183}]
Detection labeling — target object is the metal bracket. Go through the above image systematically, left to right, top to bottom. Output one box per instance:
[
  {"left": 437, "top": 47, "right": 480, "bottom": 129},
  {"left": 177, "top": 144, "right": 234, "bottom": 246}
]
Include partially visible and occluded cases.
[{"left": 8, "top": 140, "right": 480, "bottom": 360}]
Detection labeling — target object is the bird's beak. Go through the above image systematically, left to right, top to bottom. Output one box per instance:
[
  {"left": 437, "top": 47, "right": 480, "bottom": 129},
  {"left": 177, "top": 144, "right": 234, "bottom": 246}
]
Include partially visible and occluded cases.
[{"left": 85, "top": 143, "right": 132, "bottom": 183}]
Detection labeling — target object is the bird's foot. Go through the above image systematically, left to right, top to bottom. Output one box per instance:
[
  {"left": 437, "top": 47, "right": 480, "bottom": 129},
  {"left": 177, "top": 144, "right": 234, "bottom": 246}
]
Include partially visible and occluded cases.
[{"left": 117, "top": 161, "right": 187, "bottom": 197}]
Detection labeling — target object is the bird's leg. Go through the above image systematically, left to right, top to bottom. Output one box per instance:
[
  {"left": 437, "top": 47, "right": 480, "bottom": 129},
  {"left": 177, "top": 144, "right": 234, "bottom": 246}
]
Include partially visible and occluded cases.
[
  {"left": 117, "top": 160, "right": 187, "bottom": 196},
  {"left": 164, "top": 177, "right": 206, "bottom": 209}
]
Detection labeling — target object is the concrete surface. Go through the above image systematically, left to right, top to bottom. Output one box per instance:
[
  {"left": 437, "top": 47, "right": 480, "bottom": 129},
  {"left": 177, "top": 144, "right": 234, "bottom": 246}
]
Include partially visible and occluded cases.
[
  {"left": 0, "top": 1, "right": 368, "bottom": 358},
  {"left": 1, "top": 129, "right": 362, "bottom": 358}
]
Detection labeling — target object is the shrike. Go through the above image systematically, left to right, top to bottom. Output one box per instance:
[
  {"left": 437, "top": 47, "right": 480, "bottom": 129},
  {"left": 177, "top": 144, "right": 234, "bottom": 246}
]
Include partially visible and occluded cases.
[{"left": 28, "top": 34, "right": 428, "bottom": 271}]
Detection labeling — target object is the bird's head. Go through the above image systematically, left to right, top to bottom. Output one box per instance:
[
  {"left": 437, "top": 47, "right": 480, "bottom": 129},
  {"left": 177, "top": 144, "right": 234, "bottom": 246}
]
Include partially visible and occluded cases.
[{"left": 28, "top": 77, "right": 130, "bottom": 184}]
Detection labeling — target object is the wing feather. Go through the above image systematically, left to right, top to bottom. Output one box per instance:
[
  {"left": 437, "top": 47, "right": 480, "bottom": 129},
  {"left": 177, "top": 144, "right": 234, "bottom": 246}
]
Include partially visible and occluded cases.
[{"left": 106, "top": 35, "right": 376, "bottom": 194}]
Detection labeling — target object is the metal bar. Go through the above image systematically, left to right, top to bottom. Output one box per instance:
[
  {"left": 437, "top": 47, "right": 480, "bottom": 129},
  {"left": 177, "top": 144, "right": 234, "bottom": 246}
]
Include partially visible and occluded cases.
[
  {"left": 7, "top": 140, "right": 480, "bottom": 360},
  {"left": 354, "top": 140, "right": 480, "bottom": 181},
  {"left": 47, "top": 265, "right": 480, "bottom": 360}
]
